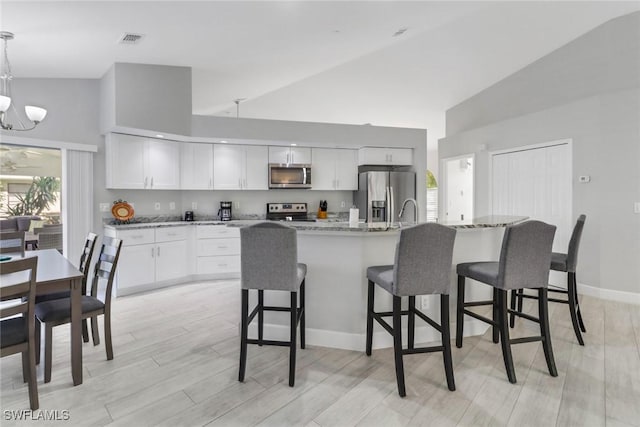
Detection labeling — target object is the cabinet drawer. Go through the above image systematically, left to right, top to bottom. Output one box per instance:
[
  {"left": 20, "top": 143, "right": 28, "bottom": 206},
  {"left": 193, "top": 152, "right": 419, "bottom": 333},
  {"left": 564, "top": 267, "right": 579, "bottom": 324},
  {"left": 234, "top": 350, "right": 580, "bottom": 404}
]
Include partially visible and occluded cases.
[
  {"left": 196, "top": 225, "right": 240, "bottom": 239},
  {"left": 156, "top": 226, "right": 188, "bottom": 242},
  {"left": 117, "top": 228, "right": 155, "bottom": 246},
  {"left": 197, "top": 238, "right": 240, "bottom": 256},
  {"left": 197, "top": 255, "right": 240, "bottom": 275}
]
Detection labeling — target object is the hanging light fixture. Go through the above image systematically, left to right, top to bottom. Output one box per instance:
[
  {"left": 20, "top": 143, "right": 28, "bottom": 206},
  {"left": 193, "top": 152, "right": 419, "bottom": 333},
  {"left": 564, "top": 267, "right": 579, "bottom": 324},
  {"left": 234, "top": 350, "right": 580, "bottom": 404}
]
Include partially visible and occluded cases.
[{"left": 0, "top": 31, "right": 47, "bottom": 131}]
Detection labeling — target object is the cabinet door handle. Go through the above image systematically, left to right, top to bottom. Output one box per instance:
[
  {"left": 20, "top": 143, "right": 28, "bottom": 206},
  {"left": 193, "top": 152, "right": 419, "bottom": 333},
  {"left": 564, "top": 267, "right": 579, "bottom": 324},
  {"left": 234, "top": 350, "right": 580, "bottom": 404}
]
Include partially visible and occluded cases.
[
  {"left": 389, "top": 154, "right": 393, "bottom": 162},
  {"left": 144, "top": 177, "right": 148, "bottom": 188},
  {"left": 150, "top": 177, "right": 154, "bottom": 188},
  {"left": 209, "top": 178, "right": 212, "bottom": 188},
  {"left": 238, "top": 178, "right": 242, "bottom": 188},
  {"left": 243, "top": 179, "right": 247, "bottom": 188},
  {"left": 336, "top": 179, "right": 340, "bottom": 189},
  {"left": 132, "top": 235, "right": 144, "bottom": 239},
  {"left": 217, "top": 245, "right": 228, "bottom": 249},
  {"left": 157, "top": 246, "right": 160, "bottom": 257},
  {"left": 151, "top": 247, "right": 155, "bottom": 258},
  {"left": 218, "top": 263, "right": 228, "bottom": 267}
]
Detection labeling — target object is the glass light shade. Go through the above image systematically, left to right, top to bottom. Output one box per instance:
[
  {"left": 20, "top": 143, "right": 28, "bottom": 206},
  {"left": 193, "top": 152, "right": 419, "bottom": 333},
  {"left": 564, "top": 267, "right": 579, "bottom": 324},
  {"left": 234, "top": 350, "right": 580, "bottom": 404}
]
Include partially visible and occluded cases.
[
  {"left": 0, "top": 95, "right": 10, "bottom": 112},
  {"left": 25, "top": 105, "right": 47, "bottom": 123}
]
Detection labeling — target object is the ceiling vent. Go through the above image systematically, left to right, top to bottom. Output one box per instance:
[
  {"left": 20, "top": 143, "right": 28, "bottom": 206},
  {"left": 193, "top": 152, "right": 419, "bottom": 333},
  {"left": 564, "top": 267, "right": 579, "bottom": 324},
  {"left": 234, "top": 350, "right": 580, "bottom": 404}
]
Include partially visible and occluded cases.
[{"left": 119, "top": 33, "right": 144, "bottom": 44}]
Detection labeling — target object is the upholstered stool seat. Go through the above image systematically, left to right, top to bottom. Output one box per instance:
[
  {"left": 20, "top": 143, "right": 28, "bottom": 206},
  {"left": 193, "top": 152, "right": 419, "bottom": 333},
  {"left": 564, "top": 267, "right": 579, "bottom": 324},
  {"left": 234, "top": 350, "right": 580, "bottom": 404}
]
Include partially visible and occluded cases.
[
  {"left": 456, "top": 220, "right": 558, "bottom": 384},
  {"left": 238, "top": 222, "right": 307, "bottom": 387},
  {"left": 366, "top": 223, "right": 457, "bottom": 397}
]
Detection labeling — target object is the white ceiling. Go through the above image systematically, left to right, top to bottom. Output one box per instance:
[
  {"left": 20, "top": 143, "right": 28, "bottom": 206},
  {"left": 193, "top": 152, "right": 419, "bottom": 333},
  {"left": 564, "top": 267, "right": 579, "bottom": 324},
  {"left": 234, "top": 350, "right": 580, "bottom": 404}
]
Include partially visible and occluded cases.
[{"left": 2, "top": 1, "right": 639, "bottom": 159}]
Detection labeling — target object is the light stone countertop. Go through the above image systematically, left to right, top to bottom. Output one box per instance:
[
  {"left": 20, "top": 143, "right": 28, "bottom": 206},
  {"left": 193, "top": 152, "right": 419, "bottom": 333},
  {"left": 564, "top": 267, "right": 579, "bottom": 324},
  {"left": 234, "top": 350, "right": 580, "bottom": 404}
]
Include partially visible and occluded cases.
[{"left": 104, "top": 215, "right": 528, "bottom": 233}]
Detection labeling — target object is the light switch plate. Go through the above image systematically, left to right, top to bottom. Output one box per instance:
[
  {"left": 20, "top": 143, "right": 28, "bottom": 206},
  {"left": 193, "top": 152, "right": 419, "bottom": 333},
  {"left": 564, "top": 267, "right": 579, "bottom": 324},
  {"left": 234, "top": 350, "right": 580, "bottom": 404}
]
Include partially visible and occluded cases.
[
  {"left": 578, "top": 175, "right": 591, "bottom": 183},
  {"left": 154, "top": 202, "right": 161, "bottom": 210},
  {"left": 169, "top": 202, "right": 175, "bottom": 210},
  {"left": 192, "top": 202, "right": 197, "bottom": 210},
  {"left": 634, "top": 202, "right": 640, "bottom": 214},
  {"left": 99, "top": 203, "right": 109, "bottom": 212}
]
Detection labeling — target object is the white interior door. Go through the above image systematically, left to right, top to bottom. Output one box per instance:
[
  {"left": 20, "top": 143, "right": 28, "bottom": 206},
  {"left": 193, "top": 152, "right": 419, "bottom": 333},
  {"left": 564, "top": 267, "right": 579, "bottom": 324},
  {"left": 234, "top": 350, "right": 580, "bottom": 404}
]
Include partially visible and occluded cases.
[{"left": 491, "top": 141, "right": 572, "bottom": 286}]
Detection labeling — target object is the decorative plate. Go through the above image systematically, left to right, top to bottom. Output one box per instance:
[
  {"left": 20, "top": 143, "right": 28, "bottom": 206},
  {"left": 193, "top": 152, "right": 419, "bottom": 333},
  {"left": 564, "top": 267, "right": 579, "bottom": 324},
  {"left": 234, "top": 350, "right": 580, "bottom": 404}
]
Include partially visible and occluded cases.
[{"left": 112, "top": 201, "right": 134, "bottom": 221}]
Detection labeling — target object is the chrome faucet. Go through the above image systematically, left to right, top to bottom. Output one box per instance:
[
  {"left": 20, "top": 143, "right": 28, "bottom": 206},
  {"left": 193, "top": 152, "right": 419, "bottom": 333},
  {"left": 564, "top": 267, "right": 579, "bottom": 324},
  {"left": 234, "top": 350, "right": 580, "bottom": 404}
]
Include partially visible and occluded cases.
[{"left": 398, "top": 198, "right": 418, "bottom": 224}]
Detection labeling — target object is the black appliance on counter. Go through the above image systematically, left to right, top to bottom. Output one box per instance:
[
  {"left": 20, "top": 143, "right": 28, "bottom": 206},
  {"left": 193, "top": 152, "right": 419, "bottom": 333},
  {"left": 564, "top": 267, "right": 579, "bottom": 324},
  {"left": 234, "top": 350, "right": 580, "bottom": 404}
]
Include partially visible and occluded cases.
[
  {"left": 218, "top": 201, "right": 232, "bottom": 221},
  {"left": 266, "top": 203, "right": 315, "bottom": 222},
  {"left": 184, "top": 211, "right": 194, "bottom": 221}
]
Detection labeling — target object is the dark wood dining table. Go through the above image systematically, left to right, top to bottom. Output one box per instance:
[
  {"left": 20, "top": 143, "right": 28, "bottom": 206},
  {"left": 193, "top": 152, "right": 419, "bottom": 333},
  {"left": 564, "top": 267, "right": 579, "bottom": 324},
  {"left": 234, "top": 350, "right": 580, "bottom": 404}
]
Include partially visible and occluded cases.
[{"left": 1, "top": 249, "right": 84, "bottom": 385}]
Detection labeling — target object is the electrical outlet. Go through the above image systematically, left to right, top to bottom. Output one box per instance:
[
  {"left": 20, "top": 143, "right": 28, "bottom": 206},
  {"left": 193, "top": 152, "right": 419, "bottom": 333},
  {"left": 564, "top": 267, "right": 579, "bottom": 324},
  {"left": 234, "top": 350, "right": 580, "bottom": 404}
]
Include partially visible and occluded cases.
[
  {"left": 578, "top": 175, "right": 591, "bottom": 183},
  {"left": 341, "top": 201, "right": 346, "bottom": 208},
  {"left": 154, "top": 202, "right": 161, "bottom": 210},
  {"left": 169, "top": 202, "right": 176, "bottom": 210},
  {"left": 192, "top": 202, "right": 197, "bottom": 210},
  {"left": 234, "top": 202, "right": 240, "bottom": 209},
  {"left": 635, "top": 202, "right": 640, "bottom": 214},
  {"left": 99, "top": 203, "right": 109, "bottom": 212}
]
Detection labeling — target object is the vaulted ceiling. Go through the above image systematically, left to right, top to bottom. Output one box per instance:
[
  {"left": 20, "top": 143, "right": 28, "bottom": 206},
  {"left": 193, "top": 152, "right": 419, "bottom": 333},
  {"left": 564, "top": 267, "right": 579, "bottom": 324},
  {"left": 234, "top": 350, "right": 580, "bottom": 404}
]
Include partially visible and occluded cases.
[{"left": 2, "top": 1, "right": 638, "bottom": 157}]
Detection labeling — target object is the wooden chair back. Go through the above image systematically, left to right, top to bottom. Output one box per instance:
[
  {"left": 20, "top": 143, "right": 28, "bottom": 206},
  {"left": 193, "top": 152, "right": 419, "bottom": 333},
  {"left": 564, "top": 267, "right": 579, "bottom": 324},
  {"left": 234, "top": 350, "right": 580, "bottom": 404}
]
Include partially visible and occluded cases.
[
  {"left": 79, "top": 233, "right": 98, "bottom": 295},
  {"left": 90, "top": 237, "right": 123, "bottom": 309},
  {"left": 0, "top": 257, "right": 38, "bottom": 355}
]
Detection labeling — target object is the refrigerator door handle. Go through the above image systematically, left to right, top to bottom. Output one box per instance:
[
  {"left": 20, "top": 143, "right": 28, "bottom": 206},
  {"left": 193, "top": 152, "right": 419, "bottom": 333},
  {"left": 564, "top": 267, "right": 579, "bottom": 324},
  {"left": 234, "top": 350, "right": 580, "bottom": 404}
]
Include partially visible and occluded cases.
[{"left": 390, "top": 186, "right": 395, "bottom": 225}]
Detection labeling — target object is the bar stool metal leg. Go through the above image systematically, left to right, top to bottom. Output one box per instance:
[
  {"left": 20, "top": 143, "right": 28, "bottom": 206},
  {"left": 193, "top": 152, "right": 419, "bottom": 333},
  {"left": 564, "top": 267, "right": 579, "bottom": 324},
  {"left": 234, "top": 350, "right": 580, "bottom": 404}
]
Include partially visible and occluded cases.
[
  {"left": 456, "top": 276, "right": 465, "bottom": 348},
  {"left": 300, "top": 280, "right": 306, "bottom": 349},
  {"left": 366, "top": 280, "right": 375, "bottom": 356},
  {"left": 492, "top": 288, "right": 500, "bottom": 344},
  {"left": 538, "top": 288, "right": 558, "bottom": 376},
  {"left": 238, "top": 289, "right": 249, "bottom": 382},
  {"left": 258, "top": 290, "right": 264, "bottom": 346},
  {"left": 497, "top": 290, "right": 516, "bottom": 383},
  {"left": 289, "top": 291, "right": 298, "bottom": 387},
  {"left": 441, "top": 294, "right": 455, "bottom": 391},
  {"left": 392, "top": 296, "right": 406, "bottom": 397},
  {"left": 408, "top": 296, "right": 416, "bottom": 350}
]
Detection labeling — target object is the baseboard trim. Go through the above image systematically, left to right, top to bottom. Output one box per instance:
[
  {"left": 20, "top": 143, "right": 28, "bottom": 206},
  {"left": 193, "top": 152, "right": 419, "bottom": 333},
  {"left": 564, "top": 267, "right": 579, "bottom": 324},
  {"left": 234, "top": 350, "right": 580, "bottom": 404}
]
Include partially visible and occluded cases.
[{"left": 578, "top": 282, "right": 640, "bottom": 305}]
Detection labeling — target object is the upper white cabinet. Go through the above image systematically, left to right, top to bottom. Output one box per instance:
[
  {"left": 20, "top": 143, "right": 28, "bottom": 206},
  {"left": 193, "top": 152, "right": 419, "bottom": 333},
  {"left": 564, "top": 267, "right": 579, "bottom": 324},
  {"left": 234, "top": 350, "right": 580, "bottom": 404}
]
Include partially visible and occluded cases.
[
  {"left": 106, "top": 133, "right": 180, "bottom": 189},
  {"left": 180, "top": 143, "right": 214, "bottom": 190},
  {"left": 213, "top": 144, "right": 268, "bottom": 190},
  {"left": 269, "top": 146, "right": 312, "bottom": 164},
  {"left": 358, "top": 147, "right": 413, "bottom": 166},
  {"left": 311, "top": 148, "right": 358, "bottom": 190}
]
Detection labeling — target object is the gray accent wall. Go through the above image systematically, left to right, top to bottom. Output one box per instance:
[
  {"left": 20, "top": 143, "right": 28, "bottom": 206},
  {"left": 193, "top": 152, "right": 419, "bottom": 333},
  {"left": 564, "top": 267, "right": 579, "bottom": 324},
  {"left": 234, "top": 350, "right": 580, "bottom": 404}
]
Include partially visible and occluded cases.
[{"left": 439, "top": 12, "right": 640, "bottom": 294}]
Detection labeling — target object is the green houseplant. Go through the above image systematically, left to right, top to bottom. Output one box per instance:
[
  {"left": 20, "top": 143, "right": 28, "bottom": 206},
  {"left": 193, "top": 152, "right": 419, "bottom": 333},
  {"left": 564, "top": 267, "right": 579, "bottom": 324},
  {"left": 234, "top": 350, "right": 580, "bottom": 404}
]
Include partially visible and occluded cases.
[{"left": 6, "top": 176, "right": 60, "bottom": 216}]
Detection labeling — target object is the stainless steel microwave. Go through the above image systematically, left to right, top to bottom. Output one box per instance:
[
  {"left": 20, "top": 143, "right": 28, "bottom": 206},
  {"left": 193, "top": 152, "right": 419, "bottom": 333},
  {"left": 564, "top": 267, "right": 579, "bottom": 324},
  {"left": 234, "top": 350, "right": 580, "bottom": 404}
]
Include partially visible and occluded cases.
[{"left": 269, "top": 163, "right": 312, "bottom": 189}]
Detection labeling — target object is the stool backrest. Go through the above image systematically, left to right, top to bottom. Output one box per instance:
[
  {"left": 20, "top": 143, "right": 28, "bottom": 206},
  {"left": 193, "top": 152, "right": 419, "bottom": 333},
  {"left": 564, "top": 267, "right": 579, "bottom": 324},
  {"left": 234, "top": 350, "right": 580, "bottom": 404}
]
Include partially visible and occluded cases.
[
  {"left": 566, "top": 215, "right": 586, "bottom": 273},
  {"left": 498, "top": 220, "right": 556, "bottom": 290},
  {"left": 240, "top": 222, "right": 298, "bottom": 291},
  {"left": 393, "top": 223, "right": 457, "bottom": 296},
  {"left": 90, "top": 237, "right": 123, "bottom": 307}
]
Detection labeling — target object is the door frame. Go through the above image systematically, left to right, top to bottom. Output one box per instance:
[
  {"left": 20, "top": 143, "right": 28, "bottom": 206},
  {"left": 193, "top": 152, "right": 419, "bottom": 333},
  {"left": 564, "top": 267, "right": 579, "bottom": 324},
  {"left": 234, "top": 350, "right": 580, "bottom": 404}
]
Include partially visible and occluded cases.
[{"left": 439, "top": 153, "right": 476, "bottom": 223}]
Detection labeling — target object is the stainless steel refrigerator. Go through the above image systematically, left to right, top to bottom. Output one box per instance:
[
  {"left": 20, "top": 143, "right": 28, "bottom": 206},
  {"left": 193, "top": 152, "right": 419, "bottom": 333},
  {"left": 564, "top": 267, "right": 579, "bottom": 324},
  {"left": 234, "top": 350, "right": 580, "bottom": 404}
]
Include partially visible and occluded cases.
[{"left": 354, "top": 171, "right": 416, "bottom": 224}]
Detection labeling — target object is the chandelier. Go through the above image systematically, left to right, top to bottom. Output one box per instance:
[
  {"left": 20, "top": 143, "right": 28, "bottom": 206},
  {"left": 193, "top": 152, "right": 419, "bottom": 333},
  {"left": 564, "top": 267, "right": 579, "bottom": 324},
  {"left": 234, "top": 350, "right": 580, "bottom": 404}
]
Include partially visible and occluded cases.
[{"left": 0, "top": 31, "right": 47, "bottom": 131}]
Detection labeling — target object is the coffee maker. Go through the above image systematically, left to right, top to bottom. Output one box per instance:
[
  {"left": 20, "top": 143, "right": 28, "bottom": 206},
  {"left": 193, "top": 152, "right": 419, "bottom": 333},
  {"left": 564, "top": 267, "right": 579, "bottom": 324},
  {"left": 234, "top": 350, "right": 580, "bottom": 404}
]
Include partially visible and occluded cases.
[{"left": 218, "top": 201, "right": 232, "bottom": 221}]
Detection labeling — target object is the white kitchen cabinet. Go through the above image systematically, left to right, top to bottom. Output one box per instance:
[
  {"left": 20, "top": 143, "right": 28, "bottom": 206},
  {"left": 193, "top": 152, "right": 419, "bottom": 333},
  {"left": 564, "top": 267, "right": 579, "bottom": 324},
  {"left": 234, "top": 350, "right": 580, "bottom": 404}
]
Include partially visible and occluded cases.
[
  {"left": 106, "top": 133, "right": 180, "bottom": 189},
  {"left": 181, "top": 143, "right": 213, "bottom": 190},
  {"left": 213, "top": 144, "right": 268, "bottom": 190},
  {"left": 269, "top": 146, "right": 311, "bottom": 164},
  {"left": 358, "top": 147, "right": 413, "bottom": 166},
  {"left": 311, "top": 148, "right": 358, "bottom": 190},
  {"left": 195, "top": 225, "right": 240, "bottom": 276},
  {"left": 105, "top": 226, "right": 189, "bottom": 294}
]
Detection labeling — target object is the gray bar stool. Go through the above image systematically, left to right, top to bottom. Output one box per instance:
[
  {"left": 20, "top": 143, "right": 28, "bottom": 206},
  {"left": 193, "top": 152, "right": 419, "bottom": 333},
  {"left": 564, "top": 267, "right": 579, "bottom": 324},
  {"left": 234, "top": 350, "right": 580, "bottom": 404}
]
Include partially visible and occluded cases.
[
  {"left": 510, "top": 215, "right": 587, "bottom": 344},
  {"left": 456, "top": 220, "right": 557, "bottom": 383},
  {"left": 238, "top": 222, "right": 307, "bottom": 387},
  {"left": 366, "top": 223, "right": 457, "bottom": 397}
]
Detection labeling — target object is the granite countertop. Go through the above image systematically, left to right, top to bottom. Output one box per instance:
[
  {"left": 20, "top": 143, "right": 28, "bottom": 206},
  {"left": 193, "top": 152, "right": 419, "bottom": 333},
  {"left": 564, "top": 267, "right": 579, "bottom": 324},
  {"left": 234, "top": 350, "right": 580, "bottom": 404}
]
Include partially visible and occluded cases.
[{"left": 104, "top": 215, "right": 528, "bottom": 232}]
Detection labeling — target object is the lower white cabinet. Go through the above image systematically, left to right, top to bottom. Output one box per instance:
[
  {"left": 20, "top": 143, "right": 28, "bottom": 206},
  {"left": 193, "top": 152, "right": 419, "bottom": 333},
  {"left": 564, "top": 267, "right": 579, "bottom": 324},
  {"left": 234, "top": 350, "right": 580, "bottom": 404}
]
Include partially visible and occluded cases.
[
  {"left": 196, "top": 225, "right": 241, "bottom": 276},
  {"left": 106, "top": 226, "right": 189, "bottom": 294}
]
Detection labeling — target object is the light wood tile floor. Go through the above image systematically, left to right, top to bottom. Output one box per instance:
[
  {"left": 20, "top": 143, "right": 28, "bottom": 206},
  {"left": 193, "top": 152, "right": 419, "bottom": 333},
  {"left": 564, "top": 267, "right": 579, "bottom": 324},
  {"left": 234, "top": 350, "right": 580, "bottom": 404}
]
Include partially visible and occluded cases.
[{"left": 1, "top": 280, "right": 639, "bottom": 426}]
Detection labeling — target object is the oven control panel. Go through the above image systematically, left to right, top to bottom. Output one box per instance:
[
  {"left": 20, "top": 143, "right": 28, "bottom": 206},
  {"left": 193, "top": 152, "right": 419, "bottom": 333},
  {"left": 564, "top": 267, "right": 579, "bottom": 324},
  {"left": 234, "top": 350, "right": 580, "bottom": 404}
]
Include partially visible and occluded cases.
[{"left": 267, "top": 203, "right": 308, "bottom": 214}]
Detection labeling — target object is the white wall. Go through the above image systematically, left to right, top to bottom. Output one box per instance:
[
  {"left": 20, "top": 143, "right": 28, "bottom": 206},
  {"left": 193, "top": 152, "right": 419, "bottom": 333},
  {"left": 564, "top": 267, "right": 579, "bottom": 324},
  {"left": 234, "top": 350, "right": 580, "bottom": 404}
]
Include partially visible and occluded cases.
[{"left": 439, "top": 12, "right": 640, "bottom": 294}]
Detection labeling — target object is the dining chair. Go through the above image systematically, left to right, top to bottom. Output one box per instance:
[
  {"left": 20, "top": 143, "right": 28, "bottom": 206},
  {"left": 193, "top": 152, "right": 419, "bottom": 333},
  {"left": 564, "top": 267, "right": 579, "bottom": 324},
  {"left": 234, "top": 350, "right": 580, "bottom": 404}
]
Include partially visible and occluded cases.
[
  {"left": 510, "top": 215, "right": 587, "bottom": 345},
  {"left": 456, "top": 220, "right": 557, "bottom": 383},
  {"left": 238, "top": 222, "right": 307, "bottom": 387},
  {"left": 365, "top": 223, "right": 457, "bottom": 396},
  {"left": 34, "top": 225, "right": 63, "bottom": 254},
  {"left": 0, "top": 231, "right": 26, "bottom": 256},
  {"left": 35, "top": 232, "right": 98, "bottom": 350},
  {"left": 35, "top": 237, "right": 122, "bottom": 383},
  {"left": 1, "top": 257, "right": 39, "bottom": 409}
]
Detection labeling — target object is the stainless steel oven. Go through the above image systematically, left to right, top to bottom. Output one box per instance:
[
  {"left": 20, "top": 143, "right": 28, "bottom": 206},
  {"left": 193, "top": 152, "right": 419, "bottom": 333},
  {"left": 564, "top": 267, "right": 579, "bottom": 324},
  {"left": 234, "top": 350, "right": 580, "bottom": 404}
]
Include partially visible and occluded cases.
[{"left": 268, "top": 163, "right": 311, "bottom": 189}]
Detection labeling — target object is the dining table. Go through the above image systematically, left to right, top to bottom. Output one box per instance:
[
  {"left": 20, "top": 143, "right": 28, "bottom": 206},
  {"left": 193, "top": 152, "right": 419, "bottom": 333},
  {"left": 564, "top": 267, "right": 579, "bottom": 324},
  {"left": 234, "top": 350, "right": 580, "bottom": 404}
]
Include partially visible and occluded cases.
[{"left": 1, "top": 249, "right": 84, "bottom": 385}]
